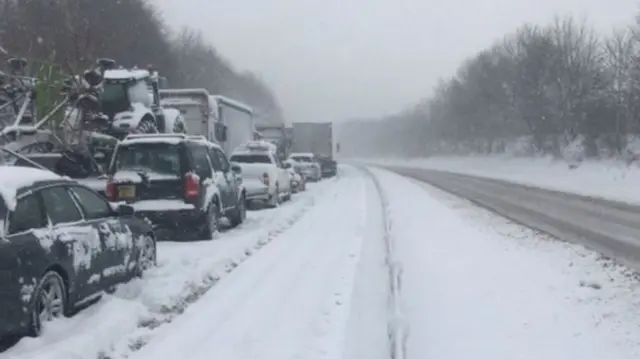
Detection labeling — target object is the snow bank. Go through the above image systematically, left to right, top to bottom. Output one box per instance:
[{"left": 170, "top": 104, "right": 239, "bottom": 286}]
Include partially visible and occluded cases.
[
  {"left": 366, "top": 156, "right": 640, "bottom": 204},
  {"left": 372, "top": 167, "right": 640, "bottom": 358}
]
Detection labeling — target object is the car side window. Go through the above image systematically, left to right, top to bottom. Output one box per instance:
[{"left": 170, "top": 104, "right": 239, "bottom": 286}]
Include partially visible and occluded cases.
[
  {"left": 190, "top": 145, "right": 213, "bottom": 178},
  {"left": 207, "top": 147, "right": 222, "bottom": 172},
  {"left": 215, "top": 149, "right": 230, "bottom": 172},
  {"left": 40, "top": 186, "right": 83, "bottom": 225},
  {"left": 69, "top": 186, "right": 112, "bottom": 220},
  {"left": 8, "top": 194, "right": 46, "bottom": 235}
]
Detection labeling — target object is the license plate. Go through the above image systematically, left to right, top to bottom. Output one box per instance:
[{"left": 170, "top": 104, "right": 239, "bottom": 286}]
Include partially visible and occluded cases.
[{"left": 118, "top": 185, "right": 135, "bottom": 199}]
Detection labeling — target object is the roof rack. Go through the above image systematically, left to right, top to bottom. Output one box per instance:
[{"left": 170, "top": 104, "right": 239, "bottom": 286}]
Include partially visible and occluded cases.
[{"left": 124, "top": 133, "right": 188, "bottom": 140}]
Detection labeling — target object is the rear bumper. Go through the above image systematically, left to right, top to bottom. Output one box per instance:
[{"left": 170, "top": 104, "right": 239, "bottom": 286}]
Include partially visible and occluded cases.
[
  {"left": 244, "top": 180, "right": 270, "bottom": 201},
  {"left": 133, "top": 204, "right": 205, "bottom": 241}
]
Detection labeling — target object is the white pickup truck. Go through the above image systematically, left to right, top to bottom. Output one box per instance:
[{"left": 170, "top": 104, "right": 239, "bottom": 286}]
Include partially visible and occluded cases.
[{"left": 229, "top": 142, "right": 292, "bottom": 208}]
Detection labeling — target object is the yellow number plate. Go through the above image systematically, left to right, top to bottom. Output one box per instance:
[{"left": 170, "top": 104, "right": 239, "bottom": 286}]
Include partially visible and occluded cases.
[{"left": 118, "top": 185, "right": 135, "bottom": 199}]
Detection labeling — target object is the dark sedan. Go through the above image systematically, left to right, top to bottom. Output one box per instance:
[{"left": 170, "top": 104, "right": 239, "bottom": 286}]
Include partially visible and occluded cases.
[{"left": 0, "top": 166, "right": 156, "bottom": 338}]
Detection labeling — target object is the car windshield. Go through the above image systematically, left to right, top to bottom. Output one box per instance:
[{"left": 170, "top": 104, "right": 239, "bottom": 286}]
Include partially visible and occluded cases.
[
  {"left": 101, "top": 82, "right": 130, "bottom": 115},
  {"left": 113, "top": 143, "right": 181, "bottom": 175},
  {"left": 230, "top": 153, "right": 272, "bottom": 164},
  {"left": 291, "top": 156, "right": 312, "bottom": 163}
]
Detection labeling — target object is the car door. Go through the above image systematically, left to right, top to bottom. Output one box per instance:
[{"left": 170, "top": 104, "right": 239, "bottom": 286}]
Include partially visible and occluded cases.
[
  {"left": 189, "top": 143, "right": 219, "bottom": 208},
  {"left": 213, "top": 148, "right": 237, "bottom": 207},
  {"left": 273, "top": 154, "right": 290, "bottom": 192},
  {"left": 39, "top": 185, "right": 105, "bottom": 300},
  {"left": 68, "top": 185, "right": 134, "bottom": 284}
]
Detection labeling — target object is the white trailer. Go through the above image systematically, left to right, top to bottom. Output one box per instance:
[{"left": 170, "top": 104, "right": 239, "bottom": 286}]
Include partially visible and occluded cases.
[
  {"left": 159, "top": 89, "right": 254, "bottom": 154},
  {"left": 210, "top": 95, "right": 254, "bottom": 154}
]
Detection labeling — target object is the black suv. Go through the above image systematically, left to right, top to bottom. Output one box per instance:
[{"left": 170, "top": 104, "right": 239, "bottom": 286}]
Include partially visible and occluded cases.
[{"left": 105, "top": 134, "right": 246, "bottom": 240}]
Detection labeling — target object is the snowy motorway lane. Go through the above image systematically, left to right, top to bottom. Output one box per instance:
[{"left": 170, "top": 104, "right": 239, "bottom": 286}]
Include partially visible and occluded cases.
[
  {"left": 381, "top": 165, "right": 640, "bottom": 270},
  {"left": 126, "top": 166, "right": 389, "bottom": 359},
  {"left": 372, "top": 167, "right": 640, "bottom": 358}
]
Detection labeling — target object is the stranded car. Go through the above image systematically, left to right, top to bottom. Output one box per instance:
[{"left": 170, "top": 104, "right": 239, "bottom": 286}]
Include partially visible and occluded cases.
[
  {"left": 106, "top": 134, "right": 246, "bottom": 240},
  {"left": 230, "top": 142, "right": 292, "bottom": 208},
  {"left": 288, "top": 152, "right": 322, "bottom": 182},
  {"left": 0, "top": 166, "right": 156, "bottom": 338}
]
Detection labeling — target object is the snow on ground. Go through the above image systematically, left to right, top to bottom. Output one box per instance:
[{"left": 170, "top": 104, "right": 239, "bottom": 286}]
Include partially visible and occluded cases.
[
  {"left": 365, "top": 156, "right": 640, "bottom": 204},
  {"left": 123, "top": 166, "right": 387, "bottom": 359},
  {"left": 371, "top": 166, "right": 640, "bottom": 358},
  {"left": 3, "top": 180, "right": 336, "bottom": 359}
]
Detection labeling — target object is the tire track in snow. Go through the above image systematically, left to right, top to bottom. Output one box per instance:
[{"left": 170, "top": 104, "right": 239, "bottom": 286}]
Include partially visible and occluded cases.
[
  {"left": 119, "top": 166, "right": 371, "bottom": 359},
  {"left": 358, "top": 166, "right": 407, "bottom": 359}
]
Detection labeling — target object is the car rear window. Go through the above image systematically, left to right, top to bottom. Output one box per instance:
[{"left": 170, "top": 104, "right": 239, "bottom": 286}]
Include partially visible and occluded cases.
[
  {"left": 112, "top": 143, "right": 181, "bottom": 175},
  {"left": 230, "top": 154, "right": 272, "bottom": 164},
  {"left": 291, "top": 156, "right": 312, "bottom": 163}
]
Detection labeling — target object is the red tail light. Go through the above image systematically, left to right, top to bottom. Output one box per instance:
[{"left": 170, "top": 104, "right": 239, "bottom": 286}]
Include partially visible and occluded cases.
[
  {"left": 184, "top": 172, "right": 200, "bottom": 200},
  {"left": 262, "top": 173, "right": 270, "bottom": 186},
  {"left": 106, "top": 176, "right": 116, "bottom": 201}
]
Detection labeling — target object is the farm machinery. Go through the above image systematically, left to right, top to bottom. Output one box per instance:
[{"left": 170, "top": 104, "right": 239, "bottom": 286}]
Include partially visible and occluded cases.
[{"left": 0, "top": 57, "right": 184, "bottom": 178}]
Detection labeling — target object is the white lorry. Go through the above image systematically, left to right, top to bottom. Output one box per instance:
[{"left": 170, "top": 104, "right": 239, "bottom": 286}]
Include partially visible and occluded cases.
[{"left": 159, "top": 89, "right": 254, "bottom": 154}]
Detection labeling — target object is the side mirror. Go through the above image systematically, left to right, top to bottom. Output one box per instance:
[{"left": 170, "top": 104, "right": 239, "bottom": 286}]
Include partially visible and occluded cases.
[
  {"left": 215, "top": 123, "right": 227, "bottom": 142},
  {"left": 283, "top": 162, "right": 292, "bottom": 169},
  {"left": 231, "top": 163, "right": 242, "bottom": 174},
  {"left": 117, "top": 204, "right": 135, "bottom": 216}
]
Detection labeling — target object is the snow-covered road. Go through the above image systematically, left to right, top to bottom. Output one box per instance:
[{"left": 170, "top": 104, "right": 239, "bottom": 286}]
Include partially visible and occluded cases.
[
  {"left": 5, "top": 165, "right": 640, "bottom": 359},
  {"left": 373, "top": 167, "right": 640, "bottom": 358}
]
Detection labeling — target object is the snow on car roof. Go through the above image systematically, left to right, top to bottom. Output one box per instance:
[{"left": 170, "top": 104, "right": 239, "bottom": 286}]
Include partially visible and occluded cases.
[
  {"left": 104, "top": 69, "right": 150, "bottom": 81},
  {"left": 120, "top": 136, "right": 185, "bottom": 146},
  {"left": 290, "top": 152, "right": 315, "bottom": 157},
  {"left": 0, "top": 166, "right": 63, "bottom": 210}
]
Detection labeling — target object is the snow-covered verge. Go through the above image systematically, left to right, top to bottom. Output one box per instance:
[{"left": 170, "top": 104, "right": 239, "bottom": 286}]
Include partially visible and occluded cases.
[
  {"left": 362, "top": 156, "right": 640, "bottom": 204},
  {"left": 125, "top": 166, "right": 387, "bottom": 359},
  {"left": 371, "top": 166, "right": 640, "bottom": 358},
  {"left": 3, "top": 180, "right": 336, "bottom": 359}
]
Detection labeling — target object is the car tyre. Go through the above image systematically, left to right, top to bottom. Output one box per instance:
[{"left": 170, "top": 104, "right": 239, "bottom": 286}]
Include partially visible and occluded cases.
[
  {"left": 229, "top": 194, "right": 246, "bottom": 227},
  {"left": 202, "top": 202, "right": 220, "bottom": 240},
  {"left": 135, "top": 233, "right": 157, "bottom": 277},
  {"left": 28, "top": 271, "right": 67, "bottom": 337}
]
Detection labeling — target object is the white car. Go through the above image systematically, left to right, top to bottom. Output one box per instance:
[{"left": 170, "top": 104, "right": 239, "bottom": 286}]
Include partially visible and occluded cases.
[
  {"left": 229, "top": 149, "right": 291, "bottom": 208},
  {"left": 288, "top": 152, "right": 322, "bottom": 182}
]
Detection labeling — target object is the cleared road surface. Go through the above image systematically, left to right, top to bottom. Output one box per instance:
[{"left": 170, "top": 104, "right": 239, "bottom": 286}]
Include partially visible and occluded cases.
[{"left": 380, "top": 165, "right": 640, "bottom": 269}]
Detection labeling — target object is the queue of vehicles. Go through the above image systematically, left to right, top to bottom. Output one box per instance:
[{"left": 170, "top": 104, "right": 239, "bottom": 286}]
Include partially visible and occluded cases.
[{"left": 0, "top": 61, "right": 339, "bottom": 342}]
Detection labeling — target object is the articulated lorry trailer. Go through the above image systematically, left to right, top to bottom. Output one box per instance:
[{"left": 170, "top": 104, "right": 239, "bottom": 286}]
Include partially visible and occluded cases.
[{"left": 291, "top": 122, "right": 336, "bottom": 177}]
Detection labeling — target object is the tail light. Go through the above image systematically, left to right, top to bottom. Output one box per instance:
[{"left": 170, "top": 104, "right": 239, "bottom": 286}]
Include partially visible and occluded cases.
[
  {"left": 184, "top": 172, "right": 200, "bottom": 200},
  {"left": 262, "top": 173, "right": 270, "bottom": 186},
  {"left": 106, "top": 176, "right": 116, "bottom": 201}
]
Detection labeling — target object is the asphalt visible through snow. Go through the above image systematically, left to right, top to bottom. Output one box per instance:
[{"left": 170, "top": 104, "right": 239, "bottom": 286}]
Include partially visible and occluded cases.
[{"left": 380, "top": 165, "right": 640, "bottom": 270}]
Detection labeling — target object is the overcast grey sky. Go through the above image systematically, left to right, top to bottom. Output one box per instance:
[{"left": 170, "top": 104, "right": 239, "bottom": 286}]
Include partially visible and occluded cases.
[{"left": 155, "top": 0, "right": 638, "bottom": 123}]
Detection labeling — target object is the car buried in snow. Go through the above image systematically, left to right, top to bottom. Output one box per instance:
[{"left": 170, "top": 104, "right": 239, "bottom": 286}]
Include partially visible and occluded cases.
[
  {"left": 105, "top": 133, "right": 247, "bottom": 240},
  {"left": 0, "top": 166, "right": 156, "bottom": 339}
]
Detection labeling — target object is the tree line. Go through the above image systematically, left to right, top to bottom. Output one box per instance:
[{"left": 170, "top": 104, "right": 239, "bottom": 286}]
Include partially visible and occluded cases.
[
  {"left": 0, "top": 0, "right": 284, "bottom": 123},
  {"left": 339, "top": 15, "right": 640, "bottom": 160}
]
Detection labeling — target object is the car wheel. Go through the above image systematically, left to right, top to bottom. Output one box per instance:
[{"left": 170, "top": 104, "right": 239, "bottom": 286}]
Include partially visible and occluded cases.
[
  {"left": 268, "top": 186, "right": 280, "bottom": 208},
  {"left": 229, "top": 194, "right": 246, "bottom": 227},
  {"left": 202, "top": 202, "right": 220, "bottom": 240},
  {"left": 136, "top": 234, "right": 157, "bottom": 277},
  {"left": 29, "top": 271, "right": 67, "bottom": 337}
]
